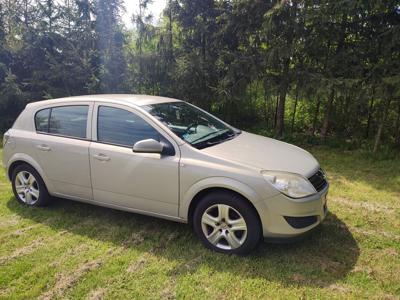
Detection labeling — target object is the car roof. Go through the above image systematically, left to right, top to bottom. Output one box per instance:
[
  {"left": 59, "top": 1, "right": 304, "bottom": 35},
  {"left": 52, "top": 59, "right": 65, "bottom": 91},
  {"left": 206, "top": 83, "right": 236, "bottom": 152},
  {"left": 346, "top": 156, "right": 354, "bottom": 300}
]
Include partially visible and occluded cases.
[{"left": 26, "top": 94, "right": 182, "bottom": 108}]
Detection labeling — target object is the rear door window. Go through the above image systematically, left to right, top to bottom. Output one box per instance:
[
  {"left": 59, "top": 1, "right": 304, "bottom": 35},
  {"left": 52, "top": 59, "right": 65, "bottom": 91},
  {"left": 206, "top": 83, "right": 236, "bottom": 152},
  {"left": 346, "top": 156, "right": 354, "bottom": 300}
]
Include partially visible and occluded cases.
[{"left": 35, "top": 105, "right": 89, "bottom": 139}]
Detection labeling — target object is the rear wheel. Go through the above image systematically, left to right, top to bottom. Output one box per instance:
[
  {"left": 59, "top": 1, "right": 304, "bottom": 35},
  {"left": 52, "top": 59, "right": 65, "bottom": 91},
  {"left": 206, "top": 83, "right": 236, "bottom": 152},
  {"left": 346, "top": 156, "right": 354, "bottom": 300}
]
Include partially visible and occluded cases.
[
  {"left": 12, "top": 164, "right": 51, "bottom": 206},
  {"left": 193, "top": 191, "right": 262, "bottom": 255}
]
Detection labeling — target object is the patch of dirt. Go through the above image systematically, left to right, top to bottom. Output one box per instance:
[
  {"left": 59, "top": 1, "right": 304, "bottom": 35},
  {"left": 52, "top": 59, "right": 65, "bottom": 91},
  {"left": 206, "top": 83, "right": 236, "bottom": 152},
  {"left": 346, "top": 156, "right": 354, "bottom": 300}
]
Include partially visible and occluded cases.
[
  {"left": 334, "top": 197, "right": 397, "bottom": 214},
  {"left": 0, "top": 215, "right": 22, "bottom": 227},
  {"left": 68, "top": 217, "right": 99, "bottom": 231},
  {"left": 324, "top": 218, "right": 400, "bottom": 241},
  {"left": 1, "top": 224, "right": 41, "bottom": 239},
  {"left": 351, "top": 227, "right": 400, "bottom": 241},
  {"left": 122, "top": 230, "right": 146, "bottom": 247},
  {"left": 150, "top": 231, "right": 179, "bottom": 254},
  {"left": 0, "top": 237, "right": 45, "bottom": 265},
  {"left": 50, "top": 244, "right": 92, "bottom": 268},
  {"left": 39, "top": 248, "right": 122, "bottom": 300},
  {"left": 384, "top": 248, "right": 398, "bottom": 257},
  {"left": 160, "top": 251, "right": 203, "bottom": 299},
  {"left": 126, "top": 254, "right": 149, "bottom": 273},
  {"left": 169, "top": 255, "right": 203, "bottom": 277},
  {"left": 39, "top": 258, "right": 104, "bottom": 300},
  {"left": 317, "top": 258, "right": 343, "bottom": 275},
  {"left": 351, "top": 265, "right": 375, "bottom": 276},
  {"left": 291, "top": 273, "right": 306, "bottom": 283},
  {"left": 159, "top": 278, "right": 176, "bottom": 300},
  {"left": 327, "top": 283, "right": 352, "bottom": 293},
  {"left": 0, "top": 287, "right": 10, "bottom": 298},
  {"left": 87, "top": 288, "right": 106, "bottom": 300},
  {"left": 375, "top": 293, "right": 400, "bottom": 300}
]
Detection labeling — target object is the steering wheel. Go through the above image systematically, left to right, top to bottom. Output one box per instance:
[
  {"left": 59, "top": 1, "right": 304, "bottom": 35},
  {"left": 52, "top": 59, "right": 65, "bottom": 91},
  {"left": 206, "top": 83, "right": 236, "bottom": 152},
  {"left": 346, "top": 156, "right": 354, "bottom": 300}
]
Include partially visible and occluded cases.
[{"left": 182, "top": 122, "right": 198, "bottom": 136}]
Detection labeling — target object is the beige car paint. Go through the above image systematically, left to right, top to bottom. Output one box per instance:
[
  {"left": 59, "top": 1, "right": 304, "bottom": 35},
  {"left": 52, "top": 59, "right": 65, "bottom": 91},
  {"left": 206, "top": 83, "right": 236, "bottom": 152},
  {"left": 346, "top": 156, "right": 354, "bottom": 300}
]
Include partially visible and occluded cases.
[
  {"left": 3, "top": 94, "right": 328, "bottom": 237},
  {"left": 202, "top": 131, "right": 320, "bottom": 177}
]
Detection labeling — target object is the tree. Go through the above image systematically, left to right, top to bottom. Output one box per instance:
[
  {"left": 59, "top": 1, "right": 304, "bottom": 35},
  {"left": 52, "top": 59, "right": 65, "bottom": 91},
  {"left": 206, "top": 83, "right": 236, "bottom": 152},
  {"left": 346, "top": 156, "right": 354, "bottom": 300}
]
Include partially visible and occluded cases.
[
  {"left": 0, "top": 0, "right": 399, "bottom": 152},
  {"left": 95, "top": 0, "right": 126, "bottom": 92},
  {"left": 262, "top": 1, "right": 301, "bottom": 137},
  {"left": 0, "top": 70, "right": 25, "bottom": 129}
]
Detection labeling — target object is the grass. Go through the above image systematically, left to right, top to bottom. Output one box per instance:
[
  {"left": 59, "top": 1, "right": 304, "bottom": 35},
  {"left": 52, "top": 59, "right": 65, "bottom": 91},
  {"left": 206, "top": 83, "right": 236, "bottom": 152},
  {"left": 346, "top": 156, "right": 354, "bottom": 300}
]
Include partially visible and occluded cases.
[{"left": 0, "top": 146, "right": 399, "bottom": 299}]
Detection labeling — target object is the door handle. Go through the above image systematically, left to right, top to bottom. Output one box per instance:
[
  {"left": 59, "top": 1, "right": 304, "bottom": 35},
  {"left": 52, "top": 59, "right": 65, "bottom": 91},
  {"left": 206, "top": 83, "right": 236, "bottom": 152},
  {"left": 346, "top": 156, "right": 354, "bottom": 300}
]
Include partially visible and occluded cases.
[
  {"left": 36, "top": 144, "right": 51, "bottom": 151},
  {"left": 93, "top": 153, "right": 110, "bottom": 162}
]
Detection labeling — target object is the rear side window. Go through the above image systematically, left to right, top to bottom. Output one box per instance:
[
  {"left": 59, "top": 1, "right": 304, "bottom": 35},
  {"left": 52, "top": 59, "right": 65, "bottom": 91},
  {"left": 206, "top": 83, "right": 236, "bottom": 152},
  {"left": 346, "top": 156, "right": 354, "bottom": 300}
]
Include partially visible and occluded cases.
[
  {"left": 35, "top": 105, "right": 89, "bottom": 139},
  {"left": 49, "top": 106, "right": 88, "bottom": 138},
  {"left": 97, "top": 106, "right": 160, "bottom": 146},
  {"left": 35, "top": 109, "right": 50, "bottom": 132}
]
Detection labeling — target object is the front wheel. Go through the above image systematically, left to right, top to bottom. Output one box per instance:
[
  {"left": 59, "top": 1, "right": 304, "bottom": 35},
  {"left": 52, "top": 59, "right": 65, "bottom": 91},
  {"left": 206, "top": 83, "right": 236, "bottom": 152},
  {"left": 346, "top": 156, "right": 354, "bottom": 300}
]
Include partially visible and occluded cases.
[{"left": 193, "top": 191, "right": 262, "bottom": 255}]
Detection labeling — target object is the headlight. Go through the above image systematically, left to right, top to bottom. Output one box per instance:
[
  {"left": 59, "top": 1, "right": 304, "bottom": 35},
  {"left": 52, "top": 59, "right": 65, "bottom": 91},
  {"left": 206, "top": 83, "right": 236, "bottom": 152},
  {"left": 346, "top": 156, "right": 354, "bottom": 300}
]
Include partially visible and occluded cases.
[{"left": 261, "top": 170, "right": 316, "bottom": 198}]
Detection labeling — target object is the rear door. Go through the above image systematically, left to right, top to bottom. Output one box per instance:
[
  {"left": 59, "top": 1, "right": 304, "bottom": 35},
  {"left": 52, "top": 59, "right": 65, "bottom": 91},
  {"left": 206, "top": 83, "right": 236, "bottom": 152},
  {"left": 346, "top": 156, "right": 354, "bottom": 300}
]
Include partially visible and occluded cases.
[
  {"left": 89, "top": 102, "right": 180, "bottom": 217},
  {"left": 32, "top": 103, "right": 93, "bottom": 200}
]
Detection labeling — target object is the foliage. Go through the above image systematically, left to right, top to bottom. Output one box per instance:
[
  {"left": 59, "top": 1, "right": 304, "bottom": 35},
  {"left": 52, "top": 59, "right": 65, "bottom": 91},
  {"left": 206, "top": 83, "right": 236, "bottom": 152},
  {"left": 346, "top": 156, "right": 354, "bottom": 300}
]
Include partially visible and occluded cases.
[{"left": 0, "top": 0, "right": 399, "bottom": 152}]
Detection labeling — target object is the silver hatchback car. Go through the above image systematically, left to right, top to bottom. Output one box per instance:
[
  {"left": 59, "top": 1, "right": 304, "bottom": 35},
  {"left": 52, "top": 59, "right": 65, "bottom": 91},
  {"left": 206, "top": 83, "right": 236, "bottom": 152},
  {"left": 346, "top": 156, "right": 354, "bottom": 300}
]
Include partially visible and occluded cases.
[{"left": 2, "top": 95, "right": 329, "bottom": 254}]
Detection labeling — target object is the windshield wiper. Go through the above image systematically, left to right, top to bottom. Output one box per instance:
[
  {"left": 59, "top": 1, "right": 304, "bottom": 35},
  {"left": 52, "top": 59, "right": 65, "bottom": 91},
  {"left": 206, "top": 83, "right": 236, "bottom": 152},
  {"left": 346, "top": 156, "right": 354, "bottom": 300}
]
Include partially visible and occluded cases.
[
  {"left": 191, "top": 129, "right": 230, "bottom": 145},
  {"left": 191, "top": 129, "right": 237, "bottom": 149}
]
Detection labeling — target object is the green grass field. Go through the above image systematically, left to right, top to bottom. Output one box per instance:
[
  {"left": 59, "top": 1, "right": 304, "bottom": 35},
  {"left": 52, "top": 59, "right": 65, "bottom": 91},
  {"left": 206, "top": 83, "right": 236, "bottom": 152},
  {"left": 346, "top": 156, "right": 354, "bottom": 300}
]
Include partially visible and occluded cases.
[{"left": 0, "top": 147, "right": 399, "bottom": 299}]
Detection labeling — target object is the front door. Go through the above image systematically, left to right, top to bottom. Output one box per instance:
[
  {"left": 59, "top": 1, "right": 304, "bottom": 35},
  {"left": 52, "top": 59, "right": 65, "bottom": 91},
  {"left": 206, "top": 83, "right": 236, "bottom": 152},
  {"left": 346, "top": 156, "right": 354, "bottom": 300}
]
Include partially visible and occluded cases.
[{"left": 89, "top": 103, "right": 180, "bottom": 217}]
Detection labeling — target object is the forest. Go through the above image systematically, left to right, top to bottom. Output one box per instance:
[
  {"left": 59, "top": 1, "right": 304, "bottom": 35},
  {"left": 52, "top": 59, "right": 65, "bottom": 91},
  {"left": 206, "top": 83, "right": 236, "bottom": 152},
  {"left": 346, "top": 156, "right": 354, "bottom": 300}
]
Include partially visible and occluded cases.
[{"left": 0, "top": 0, "right": 399, "bottom": 152}]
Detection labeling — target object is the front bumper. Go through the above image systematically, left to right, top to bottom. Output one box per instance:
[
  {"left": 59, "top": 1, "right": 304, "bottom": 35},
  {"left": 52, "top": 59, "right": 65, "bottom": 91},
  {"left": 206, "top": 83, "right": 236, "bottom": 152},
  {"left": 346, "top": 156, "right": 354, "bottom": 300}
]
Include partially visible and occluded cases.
[{"left": 258, "top": 184, "right": 329, "bottom": 238}]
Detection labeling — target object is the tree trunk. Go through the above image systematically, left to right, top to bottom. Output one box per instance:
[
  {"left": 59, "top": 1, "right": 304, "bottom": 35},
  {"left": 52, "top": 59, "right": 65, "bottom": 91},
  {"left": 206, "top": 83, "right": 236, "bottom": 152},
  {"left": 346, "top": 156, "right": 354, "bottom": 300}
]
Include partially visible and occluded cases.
[
  {"left": 23, "top": 0, "right": 29, "bottom": 28},
  {"left": 168, "top": 0, "right": 173, "bottom": 60},
  {"left": 275, "top": 58, "right": 290, "bottom": 137},
  {"left": 290, "top": 86, "right": 299, "bottom": 132},
  {"left": 320, "top": 88, "right": 335, "bottom": 139},
  {"left": 264, "top": 92, "right": 268, "bottom": 126},
  {"left": 275, "top": 92, "right": 286, "bottom": 137},
  {"left": 343, "top": 94, "right": 351, "bottom": 136},
  {"left": 274, "top": 95, "right": 279, "bottom": 129},
  {"left": 365, "top": 97, "right": 374, "bottom": 138},
  {"left": 312, "top": 98, "right": 321, "bottom": 135},
  {"left": 373, "top": 98, "right": 391, "bottom": 153},
  {"left": 395, "top": 100, "right": 400, "bottom": 147}
]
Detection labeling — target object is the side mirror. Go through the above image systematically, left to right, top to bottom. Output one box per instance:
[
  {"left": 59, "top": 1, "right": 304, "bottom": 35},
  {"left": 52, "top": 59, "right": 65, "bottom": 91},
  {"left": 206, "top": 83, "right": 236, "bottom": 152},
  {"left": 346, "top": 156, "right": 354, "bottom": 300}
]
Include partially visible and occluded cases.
[{"left": 132, "top": 139, "right": 164, "bottom": 154}]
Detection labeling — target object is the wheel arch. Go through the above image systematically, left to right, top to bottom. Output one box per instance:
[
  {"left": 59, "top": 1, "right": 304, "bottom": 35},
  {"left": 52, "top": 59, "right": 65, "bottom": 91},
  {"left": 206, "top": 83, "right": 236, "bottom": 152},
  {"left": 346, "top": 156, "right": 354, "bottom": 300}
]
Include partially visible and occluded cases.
[
  {"left": 6, "top": 154, "right": 53, "bottom": 192},
  {"left": 8, "top": 160, "right": 26, "bottom": 180},
  {"left": 181, "top": 177, "right": 263, "bottom": 225},
  {"left": 187, "top": 187, "right": 263, "bottom": 228}
]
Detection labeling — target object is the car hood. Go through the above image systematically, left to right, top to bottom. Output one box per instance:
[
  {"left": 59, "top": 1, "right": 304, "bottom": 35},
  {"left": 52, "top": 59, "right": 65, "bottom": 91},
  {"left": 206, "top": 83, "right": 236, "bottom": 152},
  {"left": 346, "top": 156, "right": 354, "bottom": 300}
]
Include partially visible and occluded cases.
[{"left": 202, "top": 131, "right": 319, "bottom": 177}]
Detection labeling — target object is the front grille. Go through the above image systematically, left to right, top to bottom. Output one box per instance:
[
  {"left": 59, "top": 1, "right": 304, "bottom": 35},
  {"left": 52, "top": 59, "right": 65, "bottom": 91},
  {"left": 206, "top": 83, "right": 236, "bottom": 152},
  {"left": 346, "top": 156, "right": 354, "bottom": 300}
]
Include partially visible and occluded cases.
[
  {"left": 308, "top": 168, "right": 328, "bottom": 192},
  {"left": 284, "top": 216, "right": 318, "bottom": 229}
]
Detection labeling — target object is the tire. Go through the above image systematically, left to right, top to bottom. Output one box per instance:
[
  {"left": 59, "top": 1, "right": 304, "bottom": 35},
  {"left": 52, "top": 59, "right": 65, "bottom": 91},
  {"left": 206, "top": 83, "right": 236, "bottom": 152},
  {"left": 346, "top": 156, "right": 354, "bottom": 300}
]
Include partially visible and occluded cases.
[
  {"left": 11, "top": 164, "right": 51, "bottom": 207},
  {"left": 193, "top": 191, "right": 262, "bottom": 255}
]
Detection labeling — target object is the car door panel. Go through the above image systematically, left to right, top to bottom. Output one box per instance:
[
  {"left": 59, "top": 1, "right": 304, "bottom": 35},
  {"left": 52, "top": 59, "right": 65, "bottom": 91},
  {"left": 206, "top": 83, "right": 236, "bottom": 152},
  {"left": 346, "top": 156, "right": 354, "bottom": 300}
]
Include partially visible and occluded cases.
[
  {"left": 89, "top": 102, "right": 180, "bottom": 217},
  {"left": 33, "top": 133, "right": 92, "bottom": 199},
  {"left": 89, "top": 142, "right": 179, "bottom": 216}
]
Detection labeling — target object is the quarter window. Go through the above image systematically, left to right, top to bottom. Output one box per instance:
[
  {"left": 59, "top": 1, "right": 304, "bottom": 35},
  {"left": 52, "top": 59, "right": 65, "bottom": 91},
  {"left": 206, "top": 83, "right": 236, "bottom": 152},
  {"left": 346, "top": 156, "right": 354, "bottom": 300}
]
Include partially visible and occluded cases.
[
  {"left": 35, "top": 105, "right": 89, "bottom": 139},
  {"left": 97, "top": 106, "right": 160, "bottom": 146},
  {"left": 35, "top": 108, "right": 50, "bottom": 132}
]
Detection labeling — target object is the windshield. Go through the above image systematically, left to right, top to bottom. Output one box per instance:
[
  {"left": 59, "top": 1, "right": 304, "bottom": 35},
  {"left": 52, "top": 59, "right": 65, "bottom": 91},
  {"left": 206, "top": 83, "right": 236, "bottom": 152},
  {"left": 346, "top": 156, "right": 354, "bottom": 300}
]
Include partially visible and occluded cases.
[{"left": 142, "top": 102, "right": 238, "bottom": 149}]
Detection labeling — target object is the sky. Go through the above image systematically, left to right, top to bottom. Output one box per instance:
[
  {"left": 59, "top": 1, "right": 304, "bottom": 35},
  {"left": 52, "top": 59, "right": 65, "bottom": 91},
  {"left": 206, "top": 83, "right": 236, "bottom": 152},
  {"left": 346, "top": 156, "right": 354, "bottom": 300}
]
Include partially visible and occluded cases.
[{"left": 123, "top": 0, "right": 167, "bottom": 28}]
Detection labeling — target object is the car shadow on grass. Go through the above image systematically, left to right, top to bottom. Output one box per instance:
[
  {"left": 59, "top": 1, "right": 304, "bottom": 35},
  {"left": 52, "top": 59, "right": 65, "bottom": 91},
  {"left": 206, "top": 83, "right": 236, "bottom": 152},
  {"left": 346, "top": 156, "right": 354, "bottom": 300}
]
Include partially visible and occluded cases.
[{"left": 7, "top": 196, "right": 359, "bottom": 288}]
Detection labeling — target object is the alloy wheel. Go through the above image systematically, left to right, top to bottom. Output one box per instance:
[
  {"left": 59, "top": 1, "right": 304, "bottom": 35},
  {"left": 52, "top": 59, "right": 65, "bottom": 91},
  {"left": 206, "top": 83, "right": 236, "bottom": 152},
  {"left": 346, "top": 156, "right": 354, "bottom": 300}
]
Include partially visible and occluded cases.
[
  {"left": 14, "top": 171, "right": 40, "bottom": 205},
  {"left": 201, "top": 204, "right": 248, "bottom": 250}
]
